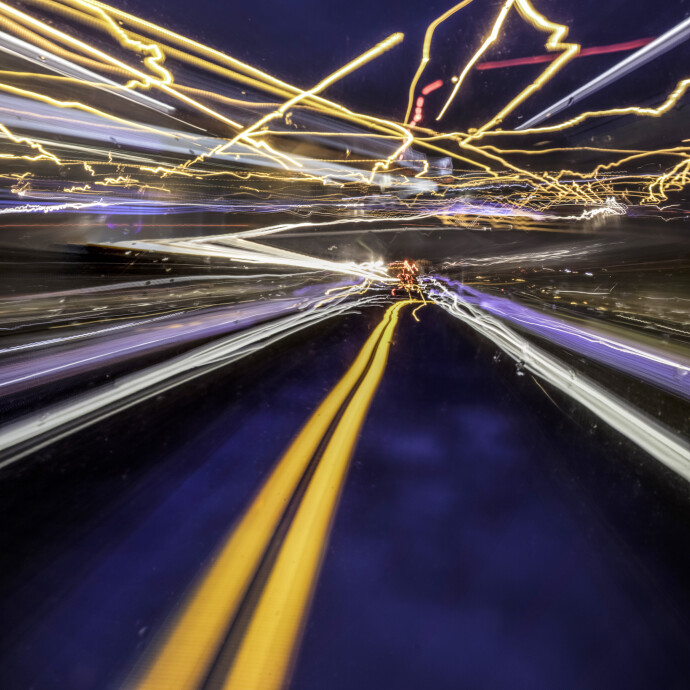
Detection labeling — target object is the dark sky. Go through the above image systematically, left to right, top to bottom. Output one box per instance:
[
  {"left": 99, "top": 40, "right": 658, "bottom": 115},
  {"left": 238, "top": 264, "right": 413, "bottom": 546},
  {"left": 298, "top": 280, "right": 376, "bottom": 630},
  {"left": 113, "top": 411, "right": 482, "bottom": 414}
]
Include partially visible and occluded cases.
[{"left": 117, "top": 0, "right": 690, "bottom": 129}]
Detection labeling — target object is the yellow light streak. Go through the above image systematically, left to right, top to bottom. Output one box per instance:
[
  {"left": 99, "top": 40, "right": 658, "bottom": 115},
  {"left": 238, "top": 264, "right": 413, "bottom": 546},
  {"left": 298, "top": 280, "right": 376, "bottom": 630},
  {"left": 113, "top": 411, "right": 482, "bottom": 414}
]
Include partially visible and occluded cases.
[
  {"left": 1, "top": 0, "right": 688, "bottom": 215},
  {"left": 78, "top": 0, "right": 421, "bottom": 154},
  {"left": 403, "top": 0, "right": 476, "bottom": 124},
  {"left": 437, "top": 0, "right": 516, "bottom": 121},
  {"left": 452, "top": 0, "right": 581, "bottom": 138},
  {"left": 0, "top": 1, "right": 248, "bottom": 139},
  {"left": 78, "top": 1, "right": 173, "bottom": 89},
  {"left": 208, "top": 32, "right": 404, "bottom": 168},
  {"left": 474, "top": 77, "right": 690, "bottom": 140},
  {"left": 0, "top": 82, "right": 177, "bottom": 135},
  {"left": 0, "top": 122, "right": 61, "bottom": 165},
  {"left": 646, "top": 157, "right": 690, "bottom": 203},
  {"left": 412, "top": 300, "right": 427, "bottom": 321},
  {"left": 223, "top": 301, "right": 414, "bottom": 690},
  {"left": 133, "top": 303, "right": 409, "bottom": 690}
]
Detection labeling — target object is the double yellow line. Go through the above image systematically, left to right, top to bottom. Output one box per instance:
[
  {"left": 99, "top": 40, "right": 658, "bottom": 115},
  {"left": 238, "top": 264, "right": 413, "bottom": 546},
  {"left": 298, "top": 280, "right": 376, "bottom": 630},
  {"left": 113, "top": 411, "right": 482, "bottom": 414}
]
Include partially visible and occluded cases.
[{"left": 133, "top": 300, "right": 417, "bottom": 690}]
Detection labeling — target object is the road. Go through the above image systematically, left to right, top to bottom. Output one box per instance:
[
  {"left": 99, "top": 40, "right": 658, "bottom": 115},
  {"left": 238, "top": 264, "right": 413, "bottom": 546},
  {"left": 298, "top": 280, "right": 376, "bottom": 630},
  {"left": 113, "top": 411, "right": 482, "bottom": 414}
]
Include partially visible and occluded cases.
[{"left": 1, "top": 302, "right": 690, "bottom": 689}]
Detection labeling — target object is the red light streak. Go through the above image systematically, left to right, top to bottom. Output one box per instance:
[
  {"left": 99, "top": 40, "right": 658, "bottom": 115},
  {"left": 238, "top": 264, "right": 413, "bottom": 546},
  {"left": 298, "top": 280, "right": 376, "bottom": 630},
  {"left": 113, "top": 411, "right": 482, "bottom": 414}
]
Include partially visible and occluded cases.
[
  {"left": 408, "top": 37, "right": 654, "bottom": 125},
  {"left": 476, "top": 37, "right": 654, "bottom": 71},
  {"left": 421, "top": 79, "right": 444, "bottom": 95},
  {"left": 389, "top": 260, "right": 419, "bottom": 294}
]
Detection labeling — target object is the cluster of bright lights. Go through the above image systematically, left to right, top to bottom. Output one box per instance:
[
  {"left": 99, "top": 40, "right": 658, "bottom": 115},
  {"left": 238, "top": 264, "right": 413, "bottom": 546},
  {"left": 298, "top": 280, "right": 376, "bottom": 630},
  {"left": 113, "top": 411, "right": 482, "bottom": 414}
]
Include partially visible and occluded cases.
[{"left": 0, "top": 0, "right": 684, "bottom": 226}]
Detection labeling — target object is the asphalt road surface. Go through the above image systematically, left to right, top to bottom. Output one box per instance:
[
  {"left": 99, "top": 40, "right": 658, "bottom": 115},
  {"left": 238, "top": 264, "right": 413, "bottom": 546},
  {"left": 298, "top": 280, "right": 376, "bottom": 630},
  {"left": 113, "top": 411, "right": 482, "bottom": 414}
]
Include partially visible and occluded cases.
[{"left": 2, "top": 303, "right": 690, "bottom": 689}]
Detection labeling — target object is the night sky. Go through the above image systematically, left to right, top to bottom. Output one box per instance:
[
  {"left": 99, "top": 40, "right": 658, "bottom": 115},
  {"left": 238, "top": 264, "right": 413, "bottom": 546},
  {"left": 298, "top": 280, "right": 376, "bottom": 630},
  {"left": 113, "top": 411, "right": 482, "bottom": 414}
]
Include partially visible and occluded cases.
[{"left": 118, "top": 0, "right": 690, "bottom": 128}]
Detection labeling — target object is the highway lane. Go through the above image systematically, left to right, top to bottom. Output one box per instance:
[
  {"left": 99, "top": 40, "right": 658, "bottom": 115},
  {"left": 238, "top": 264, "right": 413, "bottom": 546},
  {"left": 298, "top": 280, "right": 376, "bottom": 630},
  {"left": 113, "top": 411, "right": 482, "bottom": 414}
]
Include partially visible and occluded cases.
[
  {"left": 134, "top": 300, "right": 414, "bottom": 690},
  {"left": 1, "top": 304, "right": 690, "bottom": 689},
  {"left": 0, "top": 307, "right": 379, "bottom": 689},
  {"left": 291, "top": 307, "right": 690, "bottom": 689}
]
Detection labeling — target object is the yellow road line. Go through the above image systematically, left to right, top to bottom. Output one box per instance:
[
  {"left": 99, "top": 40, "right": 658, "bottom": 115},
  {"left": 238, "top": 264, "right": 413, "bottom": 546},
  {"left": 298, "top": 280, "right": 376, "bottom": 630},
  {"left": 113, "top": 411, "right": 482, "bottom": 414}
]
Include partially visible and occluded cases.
[
  {"left": 224, "top": 300, "right": 409, "bottom": 690},
  {"left": 135, "top": 301, "right": 413, "bottom": 690}
]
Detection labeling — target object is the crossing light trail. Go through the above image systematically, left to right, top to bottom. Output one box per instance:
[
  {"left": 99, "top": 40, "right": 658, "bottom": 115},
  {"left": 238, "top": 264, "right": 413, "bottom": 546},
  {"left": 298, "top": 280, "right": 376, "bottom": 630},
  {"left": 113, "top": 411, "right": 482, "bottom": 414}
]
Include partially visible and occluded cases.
[{"left": 134, "top": 300, "right": 418, "bottom": 690}]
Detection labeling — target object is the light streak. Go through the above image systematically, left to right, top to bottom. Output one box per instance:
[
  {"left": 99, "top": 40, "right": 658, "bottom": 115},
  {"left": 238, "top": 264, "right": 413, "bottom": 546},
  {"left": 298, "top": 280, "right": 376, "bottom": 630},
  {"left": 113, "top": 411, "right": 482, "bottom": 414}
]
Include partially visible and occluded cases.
[
  {"left": 0, "top": 0, "right": 268, "bottom": 157},
  {"left": 403, "top": 0, "right": 475, "bottom": 124},
  {"left": 437, "top": 0, "right": 517, "bottom": 121},
  {"left": 454, "top": 0, "right": 582, "bottom": 138},
  {"left": 0, "top": 1, "right": 686, "bottom": 236},
  {"left": 81, "top": 1, "right": 174, "bottom": 89},
  {"left": 1, "top": 4, "right": 689, "bottom": 685},
  {"left": 518, "top": 15, "right": 690, "bottom": 129},
  {"left": 0, "top": 26, "right": 174, "bottom": 112},
  {"left": 211, "top": 32, "right": 404, "bottom": 167},
  {"left": 476, "top": 37, "right": 655, "bottom": 70},
  {"left": 489, "top": 77, "right": 690, "bottom": 140},
  {"left": 409, "top": 79, "right": 444, "bottom": 126},
  {"left": 421, "top": 79, "right": 444, "bottom": 95},
  {"left": 0, "top": 81, "right": 179, "bottom": 134},
  {"left": 0, "top": 120, "right": 60, "bottom": 164},
  {"left": 0, "top": 198, "right": 106, "bottom": 213},
  {"left": 217, "top": 212, "right": 440, "bottom": 240},
  {"left": 110, "top": 236, "right": 394, "bottom": 282},
  {"left": 434, "top": 278, "right": 690, "bottom": 400},
  {"left": 428, "top": 279, "right": 690, "bottom": 481},
  {"left": 0, "top": 288, "right": 389, "bottom": 468},
  {"left": 0, "top": 298, "right": 334, "bottom": 394},
  {"left": 132, "top": 301, "right": 414, "bottom": 690},
  {"left": 0, "top": 314, "right": 179, "bottom": 353}
]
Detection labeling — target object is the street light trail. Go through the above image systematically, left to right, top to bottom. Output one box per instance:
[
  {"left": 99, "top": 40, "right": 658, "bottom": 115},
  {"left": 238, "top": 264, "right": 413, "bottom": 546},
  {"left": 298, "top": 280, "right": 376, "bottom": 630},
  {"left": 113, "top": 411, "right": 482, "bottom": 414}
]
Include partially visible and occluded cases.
[
  {"left": 432, "top": 278, "right": 690, "bottom": 401},
  {"left": 428, "top": 279, "right": 690, "bottom": 481},
  {"left": 0, "top": 290, "right": 387, "bottom": 469}
]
